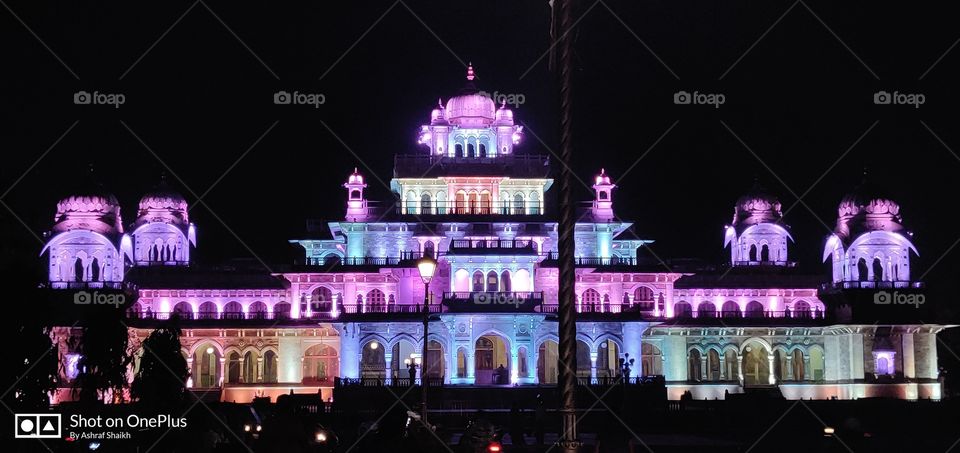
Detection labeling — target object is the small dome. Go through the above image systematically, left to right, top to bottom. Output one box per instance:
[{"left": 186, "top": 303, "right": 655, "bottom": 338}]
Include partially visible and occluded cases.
[
  {"left": 430, "top": 98, "right": 447, "bottom": 125},
  {"left": 494, "top": 101, "right": 513, "bottom": 124},
  {"left": 53, "top": 165, "right": 123, "bottom": 233},
  {"left": 346, "top": 168, "right": 365, "bottom": 185},
  {"left": 595, "top": 169, "right": 612, "bottom": 185},
  {"left": 835, "top": 175, "right": 904, "bottom": 241},
  {"left": 137, "top": 177, "right": 188, "bottom": 225},
  {"left": 732, "top": 182, "right": 783, "bottom": 228}
]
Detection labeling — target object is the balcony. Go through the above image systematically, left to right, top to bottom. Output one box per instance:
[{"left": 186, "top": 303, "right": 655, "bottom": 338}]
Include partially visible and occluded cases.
[
  {"left": 393, "top": 154, "right": 551, "bottom": 179},
  {"left": 395, "top": 201, "right": 543, "bottom": 216},
  {"left": 447, "top": 239, "right": 538, "bottom": 255},
  {"left": 303, "top": 252, "right": 423, "bottom": 268},
  {"left": 540, "top": 253, "right": 638, "bottom": 267},
  {"left": 731, "top": 260, "right": 797, "bottom": 268},
  {"left": 48, "top": 281, "right": 126, "bottom": 290},
  {"left": 825, "top": 281, "right": 925, "bottom": 290},
  {"left": 442, "top": 291, "right": 544, "bottom": 312},
  {"left": 127, "top": 303, "right": 443, "bottom": 325}
]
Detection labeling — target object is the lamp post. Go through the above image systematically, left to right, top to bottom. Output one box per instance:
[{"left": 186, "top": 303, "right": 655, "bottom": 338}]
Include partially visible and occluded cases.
[{"left": 416, "top": 255, "right": 437, "bottom": 425}]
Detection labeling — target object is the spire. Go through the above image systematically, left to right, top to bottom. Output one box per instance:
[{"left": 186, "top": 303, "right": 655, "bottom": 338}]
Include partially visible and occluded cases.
[{"left": 466, "top": 63, "right": 475, "bottom": 81}]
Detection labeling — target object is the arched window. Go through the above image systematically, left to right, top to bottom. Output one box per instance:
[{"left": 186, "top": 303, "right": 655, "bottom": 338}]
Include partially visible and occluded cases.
[
  {"left": 455, "top": 143, "right": 464, "bottom": 157},
  {"left": 467, "top": 143, "right": 475, "bottom": 157},
  {"left": 479, "top": 143, "right": 487, "bottom": 157},
  {"left": 350, "top": 189, "right": 361, "bottom": 200},
  {"left": 455, "top": 190, "right": 468, "bottom": 214},
  {"left": 479, "top": 190, "right": 491, "bottom": 214},
  {"left": 406, "top": 191, "right": 417, "bottom": 214},
  {"left": 436, "top": 191, "right": 447, "bottom": 214},
  {"left": 468, "top": 191, "right": 479, "bottom": 214},
  {"left": 529, "top": 192, "right": 541, "bottom": 214},
  {"left": 420, "top": 193, "right": 432, "bottom": 215},
  {"left": 513, "top": 193, "right": 525, "bottom": 215},
  {"left": 423, "top": 240, "right": 435, "bottom": 258},
  {"left": 749, "top": 244, "right": 758, "bottom": 262},
  {"left": 760, "top": 244, "right": 770, "bottom": 262},
  {"left": 74, "top": 257, "right": 84, "bottom": 282},
  {"left": 90, "top": 257, "right": 100, "bottom": 281},
  {"left": 872, "top": 257, "right": 884, "bottom": 281},
  {"left": 857, "top": 258, "right": 869, "bottom": 281},
  {"left": 500, "top": 270, "right": 511, "bottom": 292},
  {"left": 472, "top": 271, "right": 484, "bottom": 292},
  {"left": 486, "top": 271, "right": 499, "bottom": 292},
  {"left": 311, "top": 286, "right": 334, "bottom": 314},
  {"left": 634, "top": 286, "right": 655, "bottom": 310},
  {"left": 367, "top": 289, "right": 386, "bottom": 312},
  {"left": 581, "top": 289, "right": 601, "bottom": 313},
  {"left": 198, "top": 301, "right": 217, "bottom": 320},
  {"left": 223, "top": 301, "right": 242, "bottom": 319},
  {"left": 248, "top": 301, "right": 267, "bottom": 319},
  {"left": 697, "top": 301, "right": 718, "bottom": 318},
  {"left": 721, "top": 301, "right": 741, "bottom": 318},
  {"left": 745, "top": 301, "right": 764, "bottom": 318},
  {"left": 794, "top": 301, "right": 811, "bottom": 318},
  {"left": 173, "top": 302, "right": 193, "bottom": 320},
  {"left": 274, "top": 302, "right": 291, "bottom": 319},
  {"left": 674, "top": 302, "right": 692, "bottom": 318},
  {"left": 361, "top": 341, "right": 385, "bottom": 379},
  {"left": 304, "top": 343, "right": 340, "bottom": 384},
  {"left": 641, "top": 343, "right": 662, "bottom": 376},
  {"left": 688, "top": 349, "right": 702, "bottom": 381},
  {"left": 708, "top": 349, "right": 721, "bottom": 381},
  {"left": 792, "top": 349, "right": 805, "bottom": 380},
  {"left": 242, "top": 350, "right": 258, "bottom": 383},
  {"left": 263, "top": 350, "right": 278, "bottom": 383},
  {"left": 724, "top": 350, "right": 738, "bottom": 380},
  {"left": 227, "top": 352, "right": 241, "bottom": 383}
]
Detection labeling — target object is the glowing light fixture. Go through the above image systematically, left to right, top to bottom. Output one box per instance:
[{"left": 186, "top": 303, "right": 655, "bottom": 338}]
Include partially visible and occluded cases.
[
  {"left": 417, "top": 256, "right": 437, "bottom": 285},
  {"left": 206, "top": 347, "right": 214, "bottom": 355}
]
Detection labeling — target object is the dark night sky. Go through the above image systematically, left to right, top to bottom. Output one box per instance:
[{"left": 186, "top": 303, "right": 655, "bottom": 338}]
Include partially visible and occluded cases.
[{"left": 2, "top": 1, "right": 958, "bottom": 303}]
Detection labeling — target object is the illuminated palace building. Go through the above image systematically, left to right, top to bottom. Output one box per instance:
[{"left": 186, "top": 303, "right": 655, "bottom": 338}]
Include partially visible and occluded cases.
[{"left": 46, "top": 67, "right": 943, "bottom": 402}]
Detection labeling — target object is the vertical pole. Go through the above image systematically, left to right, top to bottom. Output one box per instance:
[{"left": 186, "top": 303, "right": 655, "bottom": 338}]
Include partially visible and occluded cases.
[
  {"left": 555, "top": 0, "right": 580, "bottom": 450},
  {"left": 422, "top": 280, "right": 430, "bottom": 425}
]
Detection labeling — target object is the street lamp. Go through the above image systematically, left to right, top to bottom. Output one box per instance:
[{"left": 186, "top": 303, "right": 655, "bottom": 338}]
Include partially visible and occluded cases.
[{"left": 416, "top": 255, "right": 437, "bottom": 425}]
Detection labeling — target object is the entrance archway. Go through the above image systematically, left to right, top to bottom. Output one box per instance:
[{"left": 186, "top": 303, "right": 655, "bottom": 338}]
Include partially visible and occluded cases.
[
  {"left": 475, "top": 334, "right": 509, "bottom": 385},
  {"left": 596, "top": 339, "right": 620, "bottom": 378},
  {"left": 392, "top": 340, "right": 418, "bottom": 379},
  {"left": 425, "top": 340, "right": 444, "bottom": 380},
  {"left": 537, "top": 340, "right": 558, "bottom": 384},
  {"left": 360, "top": 341, "right": 386, "bottom": 379},
  {"left": 742, "top": 341, "right": 771, "bottom": 386},
  {"left": 192, "top": 343, "right": 220, "bottom": 388},
  {"left": 303, "top": 343, "right": 339, "bottom": 384}
]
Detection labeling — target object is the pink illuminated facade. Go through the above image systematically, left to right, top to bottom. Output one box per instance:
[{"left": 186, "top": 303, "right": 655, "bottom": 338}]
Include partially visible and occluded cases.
[{"left": 44, "top": 67, "right": 944, "bottom": 402}]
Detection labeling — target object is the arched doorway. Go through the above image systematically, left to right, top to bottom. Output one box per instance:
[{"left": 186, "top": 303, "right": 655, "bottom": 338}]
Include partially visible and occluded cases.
[
  {"left": 582, "top": 289, "right": 601, "bottom": 313},
  {"left": 697, "top": 301, "right": 717, "bottom": 318},
  {"left": 721, "top": 301, "right": 740, "bottom": 318},
  {"left": 745, "top": 301, "right": 764, "bottom": 318},
  {"left": 173, "top": 302, "right": 193, "bottom": 320},
  {"left": 198, "top": 302, "right": 217, "bottom": 320},
  {"left": 475, "top": 335, "right": 509, "bottom": 385},
  {"left": 596, "top": 339, "right": 620, "bottom": 378},
  {"left": 392, "top": 340, "right": 418, "bottom": 379},
  {"left": 425, "top": 340, "right": 444, "bottom": 380},
  {"left": 537, "top": 340, "right": 558, "bottom": 384},
  {"left": 576, "top": 340, "right": 592, "bottom": 378},
  {"left": 360, "top": 341, "right": 385, "bottom": 379},
  {"left": 742, "top": 342, "right": 770, "bottom": 386},
  {"left": 192, "top": 343, "right": 220, "bottom": 388},
  {"left": 303, "top": 343, "right": 339, "bottom": 384},
  {"left": 641, "top": 343, "right": 662, "bottom": 376},
  {"left": 456, "top": 348, "right": 468, "bottom": 379},
  {"left": 708, "top": 349, "right": 721, "bottom": 381},
  {"left": 242, "top": 350, "right": 258, "bottom": 383},
  {"left": 263, "top": 350, "right": 278, "bottom": 383},
  {"left": 688, "top": 350, "right": 702, "bottom": 382},
  {"left": 724, "top": 350, "right": 738, "bottom": 381},
  {"left": 227, "top": 352, "right": 241, "bottom": 383}
]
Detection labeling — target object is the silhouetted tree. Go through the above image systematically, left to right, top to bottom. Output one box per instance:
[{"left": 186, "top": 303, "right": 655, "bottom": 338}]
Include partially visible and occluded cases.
[
  {"left": 72, "top": 301, "right": 133, "bottom": 405},
  {"left": 132, "top": 318, "right": 188, "bottom": 411}
]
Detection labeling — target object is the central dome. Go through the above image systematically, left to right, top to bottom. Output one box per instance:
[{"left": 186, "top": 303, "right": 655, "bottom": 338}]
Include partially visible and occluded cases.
[
  {"left": 444, "top": 64, "right": 496, "bottom": 126},
  {"left": 834, "top": 173, "right": 905, "bottom": 242},
  {"left": 137, "top": 177, "right": 189, "bottom": 225},
  {"left": 732, "top": 182, "right": 783, "bottom": 229}
]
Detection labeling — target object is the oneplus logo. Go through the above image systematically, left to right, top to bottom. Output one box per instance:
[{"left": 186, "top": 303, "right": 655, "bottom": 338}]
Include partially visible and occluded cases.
[{"left": 15, "top": 414, "right": 61, "bottom": 439}]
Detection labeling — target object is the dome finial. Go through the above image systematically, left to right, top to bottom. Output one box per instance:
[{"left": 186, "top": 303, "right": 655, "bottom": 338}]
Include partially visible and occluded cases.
[{"left": 466, "top": 63, "right": 475, "bottom": 81}]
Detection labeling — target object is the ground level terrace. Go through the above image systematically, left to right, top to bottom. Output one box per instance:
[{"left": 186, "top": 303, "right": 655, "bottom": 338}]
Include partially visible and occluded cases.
[{"left": 53, "top": 320, "right": 943, "bottom": 403}]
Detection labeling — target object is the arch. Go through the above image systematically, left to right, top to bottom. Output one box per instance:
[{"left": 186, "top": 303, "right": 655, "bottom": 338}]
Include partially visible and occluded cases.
[
  {"left": 455, "top": 143, "right": 464, "bottom": 157},
  {"left": 479, "top": 143, "right": 487, "bottom": 157},
  {"left": 479, "top": 190, "right": 491, "bottom": 214},
  {"left": 406, "top": 191, "right": 417, "bottom": 214},
  {"left": 436, "top": 191, "right": 447, "bottom": 215},
  {"left": 529, "top": 191, "right": 541, "bottom": 214},
  {"left": 420, "top": 192, "right": 432, "bottom": 215},
  {"left": 513, "top": 192, "right": 525, "bottom": 215},
  {"left": 423, "top": 240, "right": 436, "bottom": 259},
  {"left": 749, "top": 244, "right": 758, "bottom": 261},
  {"left": 760, "top": 244, "right": 770, "bottom": 262},
  {"left": 872, "top": 257, "right": 884, "bottom": 281},
  {"left": 857, "top": 258, "right": 869, "bottom": 281},
  {"left": 454, "top": 268, "right": 470, "bottom": 292},
  {"left": 513, "top": 269, "right": 531, "bottom": 292},
  {"left": 486, "top": 270, "right": 499, "bottom": 292},
  {"left": 500, "top": 270, "right": 512, "bottom": 292},
  {"left": 472, "top": 271, "right": 484, "bottom": 292},
  {"left": 310, "top": 286, "right": 334, "bottom": 314},
  {"left": 634, "top": 286, "right": 655, "bottom": 303},
  {"left": 582, "top": 288, "right": 601, "bottom": 313},
  {"left": 366, "top": 289, "right": 386, "bottom": 313},
  {"left": 794, "top": 300, "right": 811, "bottom": 318},
  {"left": 198, "top": 301, "right": 217, "bottom": 320},
  {"left": 223, "top": 301, "right": 242, "bottom": 319},
  {"left": 247, "top": 301, "right": 267, "bottom": 319},
  {"left": 674, "top": 301, "right": 692, "bottom": 318},
  {"left": 697, "top": 301, "right": 718, "bottom": 318},
  {"left": 721, "top": 301, "right": 741, "bottom": 318},
  {"left": 745, "top": 301, "right": 764, "bottom": 318},
  {"left": 172, "top": 302, "right": 193, "bottom": 320},
  {"left": 274, "top": 302, "right": 291, "bottom": 319},
  {"left": 475, "top": 333, "right": 511, "bottom": 384},
  {"left": 391, "top": 338, "right": 419, "bottom": 379},
  {"left": 596, "top": 338, "right": 621, "bottom": 378},
  {"left": 537, "top": 339, "right": 559, "bottom": 384},
  {"left": 576, "top": 339, "right": 592, "bottom": 378},
  {"left": 360, "top": 340, "right": 386, "bottom": 379},
  {"left": 425, "top": 340, "right": 444, "bottom": 379},
  {"left": 741, "top": 340, "right": 771, "bottom": 386},
  {"left": 191, "top": 342, "right": 221, "bottom": 388},
  {"left": 641, "top": 342, "right": 662, "bottom": 376},
  {"left": 303, "top": 343, "right": 339, "bottom": 384},
  {"left": 456, "top": 347, "right": 468, "bottom": 379},
  {"left": 707, "top": 348, "right": 722, "bottom": 381},
  {"left": 724, "top": 348, "right": 738, "bottom": 381},
  {"left": 688, "top": 349, "right": 702, "bottom": 382},
  {"left": 791, "top": 349, "right": 805, "bottom": 381},
  {"left": 242, "top": 350, "right": 258, "bottom": 383},
  {"left": 263, "top": 350, "right": 278, "bottom": 383},
  {"left": 227, "top": 351, "right": 241, "bottom": 384}
]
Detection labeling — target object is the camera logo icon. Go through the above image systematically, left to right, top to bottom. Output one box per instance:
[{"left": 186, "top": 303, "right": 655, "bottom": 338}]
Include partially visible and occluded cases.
[
  {"left": 74, "top": 91, "right": 91, "bottom": 105},
  {"left": 274, "top": 91, "right": 291, "bottom": 105},
  {"left": 673, "top": 91, "right": 691, "bottom": 105},
  {"left": 873, "top": 91, "right": 891, "bottom": 105},
  {"left": 74, "top": 291, "right": 92, "bottom": 304},
  {"left": 874, "top": 291, "right": 891, "bottom": 304},
  {"left": 15, "top": 414, "right": 61, "bottom": 439}
]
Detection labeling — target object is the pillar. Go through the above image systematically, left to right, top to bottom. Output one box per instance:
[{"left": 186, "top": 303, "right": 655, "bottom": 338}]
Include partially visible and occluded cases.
[
  {"left": 902, "top": 333, "right": 916, "bottom": 379},
  {"left": 466, "top": 348, "right": 476, "bottom": 384},
  {"left": 511, "top": 348, "right": 520, "bottom": 384},
  {"left": 590, "top": 351, "right": 598, "bottom": 382},
  {"left": 385, "top": 352, "right": 393, "bottom": 380},
  {"left": 737, "top": 354, "right": 744, "bottom": 385},
  {"left": 767, "top": 354, "right": 776, "bottom": 384},
  {"left": 803, "top": 355, "right": 811, "bottom": 380},
  {"left": 700, "top": 356, "right": 708, "bottom": 381},
  {"left": 786, "top": 356, "right": 794, "bottom": 380},
  {"left": 218, "top": 357, "right": 225, "bottom": 387},
  {"left": 257, "top": 357, "right": 264, "bottom": 383},
  {"left": 238, "top": 358, "right": 245, "bottom": 383}
]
